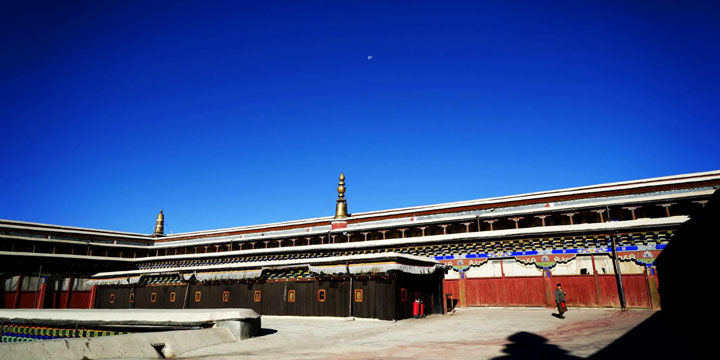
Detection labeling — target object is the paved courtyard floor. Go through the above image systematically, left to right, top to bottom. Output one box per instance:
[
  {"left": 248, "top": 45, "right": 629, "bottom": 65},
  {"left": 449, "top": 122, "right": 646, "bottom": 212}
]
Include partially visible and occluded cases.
[{"left": 180, "top": 308, "right": 657, "bottom": 359}]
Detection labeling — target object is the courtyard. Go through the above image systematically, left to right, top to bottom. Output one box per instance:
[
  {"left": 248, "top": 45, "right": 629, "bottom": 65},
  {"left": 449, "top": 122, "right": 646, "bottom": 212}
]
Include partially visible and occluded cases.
[{"left": 181, "top": 307, "right": 660, "bottom": 359}]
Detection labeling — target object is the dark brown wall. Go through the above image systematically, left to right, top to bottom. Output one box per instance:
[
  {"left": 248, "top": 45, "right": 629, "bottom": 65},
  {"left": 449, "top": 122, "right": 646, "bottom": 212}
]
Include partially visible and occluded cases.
[
  {"left": 95, "top": 273, "right": 444, "bottom": 321},
  {"left": 96, "top": 287, "right": 132, "bottom": 309}
]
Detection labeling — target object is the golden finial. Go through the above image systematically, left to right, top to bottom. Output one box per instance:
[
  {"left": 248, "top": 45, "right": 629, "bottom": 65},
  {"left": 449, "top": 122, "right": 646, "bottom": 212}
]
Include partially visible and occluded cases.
[
  {"left": 334, "top": 173, "right": 348, "bottom": 219},
  {"left": 154, "top": 210, "right": 164, "bottom": 236}
]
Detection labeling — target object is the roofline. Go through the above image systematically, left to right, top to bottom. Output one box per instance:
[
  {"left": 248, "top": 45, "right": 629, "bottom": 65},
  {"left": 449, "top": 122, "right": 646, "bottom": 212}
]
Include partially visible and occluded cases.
[
  {"left": 155, "top": 169, "right": 720, "bottom": 240},
  {"left": 2, "top": 170, "right": 718, "bottom": 241}
]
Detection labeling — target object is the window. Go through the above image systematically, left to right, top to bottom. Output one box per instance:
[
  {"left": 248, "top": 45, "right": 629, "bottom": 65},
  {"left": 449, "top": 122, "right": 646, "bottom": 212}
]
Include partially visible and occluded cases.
[
  {"left": 400, "top": 288, "right": 407, "bottom": 302},
  {"left": 317, "top": 289, "right": 326, "bottom": 302},
  {"left": 354, "top": 289, "right": 363, "bottom": 303},
  {"left": 253, "top": 290, "right": 261, "bottom": 302},
  {"left": 287, "top": 290, "right": 295, "bottom": 303},
  {"left": 195, "top": 291, "right": 202, "bottom": 302},
  {"left": 222, "top": 291, "right": 230, "bottom": 303},
  {"left": 150, "top": 292, "right": 157, "bottom": 303},
  {"left": 169, "top": 292, "right": 176, "bottom": 302},
  {"left": 109, "top": 294, "right": 115, "bottom": 304}
]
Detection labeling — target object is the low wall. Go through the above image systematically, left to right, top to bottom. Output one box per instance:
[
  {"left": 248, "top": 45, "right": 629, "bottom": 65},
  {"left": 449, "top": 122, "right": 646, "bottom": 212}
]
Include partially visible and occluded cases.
[{"left": 0, "top": 308, "right": 261, "bottom": 342}]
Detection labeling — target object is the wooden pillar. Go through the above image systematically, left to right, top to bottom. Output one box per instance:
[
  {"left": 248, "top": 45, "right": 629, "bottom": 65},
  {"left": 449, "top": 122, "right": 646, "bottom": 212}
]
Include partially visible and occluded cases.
[
  {"left": 657, "top": 203, "right": 675, "bottom": 217},
  {"left": 622, "top": 206, "right": 640, "bottom": 220},
  {"left": 592, "top": 209, "right": 606, "bottom": 223},
  {"left": 563, "top": 212, "right": 578, "bottom": 225},
  {"left": 535, "top": 215, "right": 548, "bottom": 227},
  {"left": 509, "top": 217, "right": 523, "bottom": 229},
  {"left": 484, "top": 220, "right": 497, "bottom": 231},
  {"left": 462, "top": 222, "right": 473, "bottom": 233},
  {"left": 439, "top": 225, "right": 449, "bottom": 235},
  {"left": 419, "top": 227, "right": 428, "bottom": 237},
  {"left": 399, "top": 228, "right": 408, "bottom": 238},
  {"left": 379, "top": 230, "right": 388, "bottom": 240},
  {"left": 362, "top": 232, "right": 370, "bottom": 241},
  {"left": 591, "top": 255, "right": 603, "bottom": 308},
  {"left": 501, "top": 260, "right": 508, "bottom": 308},
  {"left": 647, "top": 266, "right": 661, "bottom": 310},
  {"left": 543, "top": 269, "right": 554, "bottom": 308},
  {"left": 458, "top": 271, "right": 468, "bottom": 308},
  {"left": 12, "top": 276, "right": 23, "bottom": 309},
  {"left": 63, "top": 277, "right": 74, "bottom": 309},
  {"left": 442, "top": 277, "right": 448, "bottom": 315},
  {"left": 35, "top": 278, "right": 47, "bottom": 309},
  {"left": 88, "top": 285, "right": 98, "bottom": 309}
]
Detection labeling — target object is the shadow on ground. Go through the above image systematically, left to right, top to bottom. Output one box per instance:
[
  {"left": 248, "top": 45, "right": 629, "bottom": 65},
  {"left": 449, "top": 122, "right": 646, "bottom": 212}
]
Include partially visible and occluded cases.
[
  {"left": 257, "top": 328, "right": 278, "bottom": 337},
  {"left": 492, "top": 332, "right": 582, "bottom": 360}
]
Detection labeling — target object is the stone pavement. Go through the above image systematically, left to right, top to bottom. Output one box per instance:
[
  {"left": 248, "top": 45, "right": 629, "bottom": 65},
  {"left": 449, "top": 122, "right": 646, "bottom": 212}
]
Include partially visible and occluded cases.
[{"left": 180, "top": 308, "right": 656, "bottom": 359}]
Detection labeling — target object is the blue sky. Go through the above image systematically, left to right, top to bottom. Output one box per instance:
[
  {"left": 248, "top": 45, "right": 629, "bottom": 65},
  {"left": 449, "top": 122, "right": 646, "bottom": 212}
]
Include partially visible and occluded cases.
[{"left": 1, "top": 1, "right": 719, "bottom": 234}]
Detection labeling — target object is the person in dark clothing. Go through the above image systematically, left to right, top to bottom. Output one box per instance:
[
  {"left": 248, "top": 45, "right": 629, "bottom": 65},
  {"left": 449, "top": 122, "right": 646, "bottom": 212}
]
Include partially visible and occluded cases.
[{"left": 555, "top": 283, "right": 567, "bottom": 319}]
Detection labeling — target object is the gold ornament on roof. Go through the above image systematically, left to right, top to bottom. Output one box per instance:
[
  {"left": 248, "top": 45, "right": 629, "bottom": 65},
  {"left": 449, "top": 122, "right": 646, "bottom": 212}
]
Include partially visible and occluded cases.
[
  {"left": 334, "top": 173, "right": 348, "bottom": 219},
  {"left": 154, "top": 210, "right": 165, "bottom": 236}
]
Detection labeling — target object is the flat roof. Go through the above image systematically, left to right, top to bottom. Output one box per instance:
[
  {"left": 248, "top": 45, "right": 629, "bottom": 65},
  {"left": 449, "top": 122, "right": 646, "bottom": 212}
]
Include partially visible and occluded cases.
[{"left": 2, "top": 170, "right": 717, "bottom": 243}]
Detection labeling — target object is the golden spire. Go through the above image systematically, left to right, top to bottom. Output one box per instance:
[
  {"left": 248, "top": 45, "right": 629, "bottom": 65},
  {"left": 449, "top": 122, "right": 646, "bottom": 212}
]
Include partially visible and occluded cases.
[
  {"left": 334, "top": 173, "right": 348, "bottom": 219},
  {"left": 154, "top": 210, "right": 164, "bottom": 236}
]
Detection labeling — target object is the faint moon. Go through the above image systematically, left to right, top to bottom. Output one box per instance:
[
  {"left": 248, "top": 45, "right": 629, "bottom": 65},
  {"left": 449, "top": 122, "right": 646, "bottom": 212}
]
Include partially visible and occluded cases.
[{"left": 367, "top": 55, "right": 373, "bottom": 60}]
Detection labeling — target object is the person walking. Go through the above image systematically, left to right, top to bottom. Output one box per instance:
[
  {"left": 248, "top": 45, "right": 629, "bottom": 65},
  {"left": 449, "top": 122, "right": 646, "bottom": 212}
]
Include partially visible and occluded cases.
[{"left": 555, "top": 283, "right": 567, "bottom": 319}]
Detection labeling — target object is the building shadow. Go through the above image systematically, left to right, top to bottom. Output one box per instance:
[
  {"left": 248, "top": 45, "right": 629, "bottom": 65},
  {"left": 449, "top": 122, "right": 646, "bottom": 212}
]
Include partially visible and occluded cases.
[
  {"left": 590, "top": 188, "right": 719, "bottom": 359},
  {"left": 257, "top": 328, "right": 278, "bottom": 337},
  {"left": 492, "top": 332, "right": 583, "bottom": 360}
]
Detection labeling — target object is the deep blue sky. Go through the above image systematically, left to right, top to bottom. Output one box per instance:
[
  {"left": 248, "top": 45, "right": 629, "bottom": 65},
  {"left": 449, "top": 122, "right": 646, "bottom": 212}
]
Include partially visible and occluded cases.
[{"left": 1, "top": 1, "right": 719, "bottom": 234}]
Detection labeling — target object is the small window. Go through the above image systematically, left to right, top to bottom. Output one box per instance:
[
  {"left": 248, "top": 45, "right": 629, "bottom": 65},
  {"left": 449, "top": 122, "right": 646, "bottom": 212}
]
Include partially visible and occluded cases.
[
  {"left": 400, "top": 288, "right": 407, "bottom": 302},
  {"left": 318, "top": 289, "right": 326, "bottom": 302},
  {"left": 354, "top": 289, "right": 363, "bottom": 303},
  {"left": 253, "top": 290, "right": 262, "bottom": 302},
  {"left": 287, "top": 290, "right": 295, "bottom": 303},
  {"left": 195, "top": 291, "right": 202, "bottom": 302},
  {"left": 222, "top": 291, "right": 230, "bottom": 303},
  {"left": 150, "top": 292, "right": 157, "bottom": 303},
  {"left": 169, "top": 292, "right": 176, "bottom": 302},
  {"left": 129, "top": 293, "right": 135, "bottom": 303},
  {"left": 109, "top": 294, "right": 115, "bottom": 304}
]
